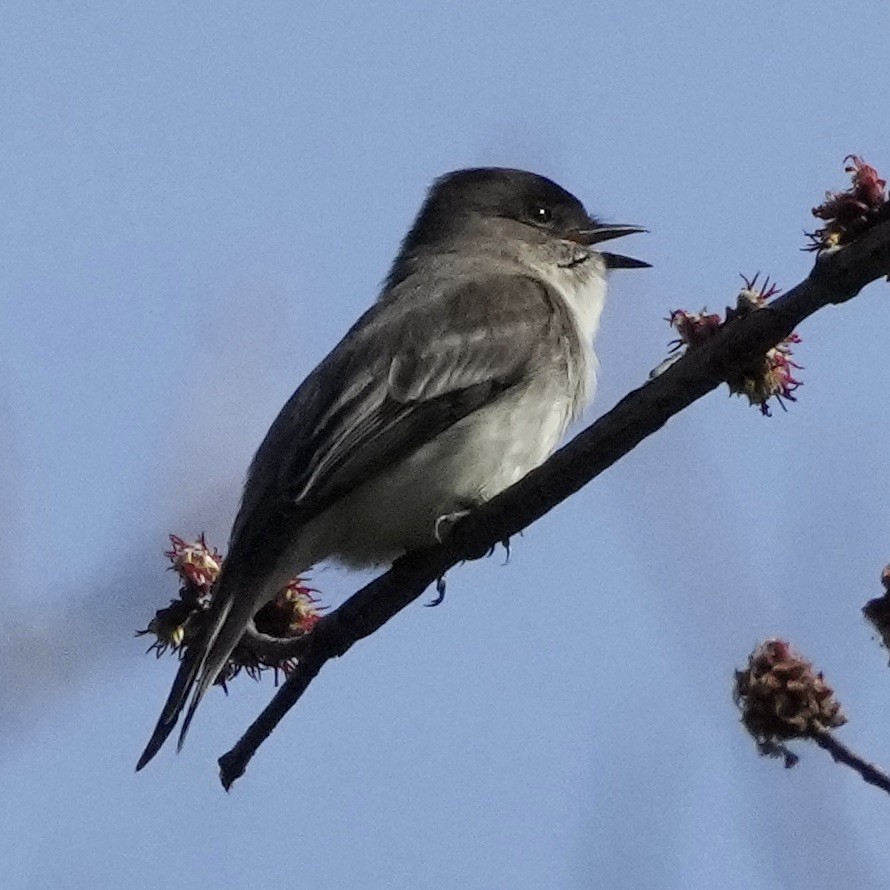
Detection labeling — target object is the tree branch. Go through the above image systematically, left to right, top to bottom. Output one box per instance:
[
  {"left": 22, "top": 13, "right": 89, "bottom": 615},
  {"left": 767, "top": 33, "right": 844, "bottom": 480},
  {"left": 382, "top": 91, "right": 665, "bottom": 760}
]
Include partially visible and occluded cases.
[
  {"left": 218, "top": 220, "right": 890, "bottom": 790},
  {"left": 812, "top": 729, "right": 890, "bottom": 796}
]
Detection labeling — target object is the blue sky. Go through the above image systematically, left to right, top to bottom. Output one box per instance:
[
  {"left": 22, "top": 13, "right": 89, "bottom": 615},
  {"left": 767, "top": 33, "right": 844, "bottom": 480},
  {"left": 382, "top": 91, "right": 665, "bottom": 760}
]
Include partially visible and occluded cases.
[{"left": 3, "top": 2, "right": 890, "bottom": 888}]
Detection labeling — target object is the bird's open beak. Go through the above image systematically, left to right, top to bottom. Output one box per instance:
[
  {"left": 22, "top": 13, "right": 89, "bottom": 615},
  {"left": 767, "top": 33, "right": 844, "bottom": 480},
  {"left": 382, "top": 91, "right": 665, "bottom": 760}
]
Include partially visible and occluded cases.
[{"left": 567, "top": 223, "right": 650, "bottom": 269}]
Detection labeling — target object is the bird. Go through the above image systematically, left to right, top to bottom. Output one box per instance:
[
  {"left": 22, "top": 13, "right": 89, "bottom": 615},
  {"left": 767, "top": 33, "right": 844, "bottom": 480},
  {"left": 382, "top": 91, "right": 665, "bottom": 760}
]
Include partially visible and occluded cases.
[{"left": 136, "top": 167, "right": 647, "bottom": 770}]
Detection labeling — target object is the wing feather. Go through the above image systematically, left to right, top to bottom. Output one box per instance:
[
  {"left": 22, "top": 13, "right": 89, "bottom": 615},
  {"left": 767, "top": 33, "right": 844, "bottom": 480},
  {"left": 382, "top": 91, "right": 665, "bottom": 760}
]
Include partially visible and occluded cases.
[{"left": 228, "top": 273, "right": 574, "bottom": 565}]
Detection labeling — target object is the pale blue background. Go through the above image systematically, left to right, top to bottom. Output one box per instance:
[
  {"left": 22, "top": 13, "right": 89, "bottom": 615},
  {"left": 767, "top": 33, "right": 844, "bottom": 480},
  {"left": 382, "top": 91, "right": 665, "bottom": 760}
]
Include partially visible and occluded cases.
[{"left": 3, "top": 3, "right": 890, "bottom": 888}]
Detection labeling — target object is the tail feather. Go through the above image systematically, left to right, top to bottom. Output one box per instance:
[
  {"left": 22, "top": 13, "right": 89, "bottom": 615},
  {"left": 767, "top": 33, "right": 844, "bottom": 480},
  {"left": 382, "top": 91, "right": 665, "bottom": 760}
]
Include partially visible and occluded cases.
[
  {"left": 137, "top": 556, "right": 302, "bottom": 769},
  {"left": 173, "top": 562, "right": 307, "bottom": 751},
  {"left": 135, "top": 586, "right": 238, "bottom": 771},
  {"left": 176, "top": 595, "right": 257, "bottom": 751},
  {"left": 136, "top": 649, "right": 202, "bottom": 771}
]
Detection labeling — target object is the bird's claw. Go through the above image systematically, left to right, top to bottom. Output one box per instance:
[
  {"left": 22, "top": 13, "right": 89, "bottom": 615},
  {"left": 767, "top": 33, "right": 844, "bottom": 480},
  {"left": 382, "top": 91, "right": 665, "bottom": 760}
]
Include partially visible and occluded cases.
[
  {"left": 434, "top": 510, "right": 470, "bottom": 543},
  {"left": 485, "top": 537, "right": 511, "bottom": 563},
  {"left": 424, "top": 574, "right": 447, "bottom": 607}
]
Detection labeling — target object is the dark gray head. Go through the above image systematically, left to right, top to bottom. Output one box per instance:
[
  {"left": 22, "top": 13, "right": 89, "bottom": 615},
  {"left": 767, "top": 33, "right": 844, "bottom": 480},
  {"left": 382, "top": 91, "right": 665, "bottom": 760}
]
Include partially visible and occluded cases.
[{"left": 388, "top": 168, "right": 647, "bottom": 288}]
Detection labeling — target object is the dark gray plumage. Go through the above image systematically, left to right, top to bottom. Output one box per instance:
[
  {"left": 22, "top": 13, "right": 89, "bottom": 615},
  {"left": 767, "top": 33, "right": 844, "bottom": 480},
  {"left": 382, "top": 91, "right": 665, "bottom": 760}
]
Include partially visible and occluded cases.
[{"left": 137, "top": 168, "right": 647, "bottom": 770}]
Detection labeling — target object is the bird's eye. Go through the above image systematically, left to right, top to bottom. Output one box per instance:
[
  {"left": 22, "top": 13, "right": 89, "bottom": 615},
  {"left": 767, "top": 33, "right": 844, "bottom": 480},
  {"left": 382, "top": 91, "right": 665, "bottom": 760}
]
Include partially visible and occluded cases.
[{"left": 532, "top": 205, "right": 552, "bottom": 224}]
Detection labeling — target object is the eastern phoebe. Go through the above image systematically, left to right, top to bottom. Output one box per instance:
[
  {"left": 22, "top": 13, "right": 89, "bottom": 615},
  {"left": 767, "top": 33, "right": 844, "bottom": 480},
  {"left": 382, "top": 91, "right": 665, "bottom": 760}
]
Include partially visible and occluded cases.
[{"left": 137, "top": 167, "right": 647, "bottom": 769}]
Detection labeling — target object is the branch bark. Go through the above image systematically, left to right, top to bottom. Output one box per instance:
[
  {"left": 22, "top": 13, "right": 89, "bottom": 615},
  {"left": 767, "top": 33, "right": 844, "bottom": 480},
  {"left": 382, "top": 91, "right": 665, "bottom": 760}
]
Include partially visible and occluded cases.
[
  {"left": 218, "top": 221, "right": 890, "bottom": 790},
  {"left": 812, "top": 729, "right": 890, "bottom": 796}
]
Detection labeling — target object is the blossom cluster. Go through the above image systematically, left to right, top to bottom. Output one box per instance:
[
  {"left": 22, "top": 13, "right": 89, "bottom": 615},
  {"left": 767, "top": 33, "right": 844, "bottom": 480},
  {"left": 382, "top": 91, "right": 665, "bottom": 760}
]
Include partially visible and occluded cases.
[
  {"left": 807, "top": 155, "right": 888, "bottom": 250},
  {"left": 667, "top": 274, "right": 802, "bottom": 416},
  {"left": 138, "top": 535, "right": 323, "bottom": 687},
  {"left": 734, "top": 639, "right": 847, "bottom": 767}
]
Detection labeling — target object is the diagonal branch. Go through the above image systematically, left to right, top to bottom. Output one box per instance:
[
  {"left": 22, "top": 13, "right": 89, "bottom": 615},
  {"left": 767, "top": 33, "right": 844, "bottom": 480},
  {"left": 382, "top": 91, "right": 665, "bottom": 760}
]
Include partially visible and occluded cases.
[
  {"left": 218, "top": 220, "right": 890, "bottom": 790},
  {"left": 812, "top": 729, "right": 890, "bottom": 796}
]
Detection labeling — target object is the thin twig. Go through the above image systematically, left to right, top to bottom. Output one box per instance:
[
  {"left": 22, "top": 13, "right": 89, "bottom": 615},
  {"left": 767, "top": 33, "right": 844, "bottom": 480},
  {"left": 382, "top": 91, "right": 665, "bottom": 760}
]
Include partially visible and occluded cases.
[
  {"left": 218, "top": 220, "right": 890, "bottom": 790},
  {"left": 241, "top": 624, "right": 313, "bottom": 662},
  {"left": 812, "top": 729, "right": 890, "bottom": 796}
]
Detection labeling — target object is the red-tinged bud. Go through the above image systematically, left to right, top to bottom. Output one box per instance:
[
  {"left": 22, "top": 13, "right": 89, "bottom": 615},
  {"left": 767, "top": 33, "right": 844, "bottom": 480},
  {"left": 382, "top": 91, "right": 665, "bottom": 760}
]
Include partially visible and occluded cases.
[
  {"left": 845, "top": 155, "right": 888, "bottom": 208},
  {"left": 807, "top": 156, "right": 888, "bottom": 250},
  {"left": 812, "top": 191, "right": 870, "bottom": 224},
  {"left": 737, "top": 273, "right": 780, "bottom": 311},
  {"left": 663, "top": 276, "right": 803, "bottom": 416},
  {"left": 667, "top": 308, "right": 723, "bottom": 350},
  {"left": 739, "top": 341, "right": 803, "bottom": 417},
  {"left": 165, "top": 534, "right": 222, "bottom": 593},
  {"left": 141, "top": 535, "right": 325, "bottom": 687},
  {"left": 254, "top": 579, "right": 326, "bottom": 639},
  {"left": 735, "top": 639, "right": 847, "bottom": 766}
]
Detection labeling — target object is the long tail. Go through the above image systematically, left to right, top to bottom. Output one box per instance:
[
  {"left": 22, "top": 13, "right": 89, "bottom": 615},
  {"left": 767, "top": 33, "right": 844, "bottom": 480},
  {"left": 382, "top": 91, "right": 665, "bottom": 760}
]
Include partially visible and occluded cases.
[
  {"left": 136, "top": 571, "right": 257, "bottom": 771},
  {"left": 177, "top": 590, "right": 263, "bottom": 749},
  {"left": 135, "top": 644, "right": 207, "bottom": 771}
]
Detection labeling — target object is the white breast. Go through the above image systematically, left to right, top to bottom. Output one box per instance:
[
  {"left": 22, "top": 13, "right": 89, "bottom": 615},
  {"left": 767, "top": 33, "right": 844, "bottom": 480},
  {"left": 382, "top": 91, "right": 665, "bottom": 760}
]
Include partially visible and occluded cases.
[{"left": 527, "top": 252, "right": 608, "bottom": 408}]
